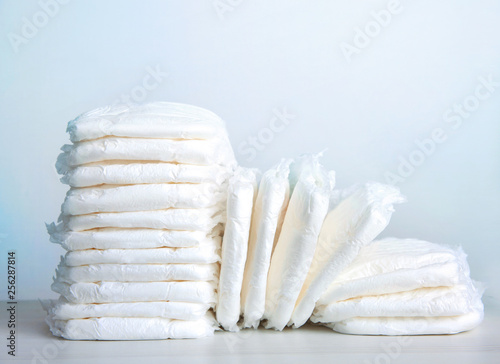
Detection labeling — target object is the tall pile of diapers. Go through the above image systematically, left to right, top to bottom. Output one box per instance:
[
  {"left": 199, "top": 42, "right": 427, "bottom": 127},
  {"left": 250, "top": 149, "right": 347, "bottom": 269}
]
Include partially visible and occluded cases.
[
  {"left": 45, "top": 102, "right": 484, "bottom": 340},
  {"left": 45, "top": 102, "right": 235, "bottom": 340}
]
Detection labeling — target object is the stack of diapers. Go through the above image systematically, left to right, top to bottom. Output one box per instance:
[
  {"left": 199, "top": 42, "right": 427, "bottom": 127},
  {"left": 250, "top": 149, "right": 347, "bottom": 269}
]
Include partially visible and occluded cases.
[
  {"left": 44, "top": 102, "right": 485, "bottom": 339},
  {"left": 45, "top": 102, "right": 236, "bottom": 340},
  {"left": 312, "top": 238, "right": 484, "bottom": 335}
]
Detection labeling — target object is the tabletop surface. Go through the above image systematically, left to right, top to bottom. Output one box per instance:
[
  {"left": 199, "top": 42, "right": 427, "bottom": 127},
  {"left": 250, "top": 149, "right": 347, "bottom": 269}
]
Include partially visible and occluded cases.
[{"left": 2, "top": 300, "right": 499, "bottom": 364}]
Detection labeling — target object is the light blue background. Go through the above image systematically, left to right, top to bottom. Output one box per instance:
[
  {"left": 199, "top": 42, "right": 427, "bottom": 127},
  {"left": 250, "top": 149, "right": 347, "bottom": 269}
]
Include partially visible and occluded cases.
[{"left": 0, "top": 0, "right": 499, "bottom": 305}]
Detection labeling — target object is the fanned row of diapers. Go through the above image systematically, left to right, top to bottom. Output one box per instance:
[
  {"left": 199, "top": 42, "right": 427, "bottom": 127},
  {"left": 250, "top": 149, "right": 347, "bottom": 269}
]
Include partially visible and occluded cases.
[{"left": 44, "top": 102, "right": 484, "bottom": 340}]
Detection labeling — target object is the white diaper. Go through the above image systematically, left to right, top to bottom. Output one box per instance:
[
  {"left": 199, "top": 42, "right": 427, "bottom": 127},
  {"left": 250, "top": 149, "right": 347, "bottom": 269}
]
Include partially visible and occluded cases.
[
  {"left": 67, "top": 102, "right": 225, "bottom": 142},
  {"left": 56, "top": 137, "right": 236, "bottom": 173},
  {"left": 264, "top": 154, "right": 334, "bottom": 331},
  {"left": 241, "top": 159, "right": 291, "bottom": 329},
  {"left": 61, "top": 162, "right": 230, "bottom": 187},
  {"left": 217, "top": 167, "right": 258, "bottom": 331},
  {"left": 61, "top": 183, "right": 225, "bottom": 214},
  {"left": 292, "top": 183, "right": 406, "bottom": 328},
  {"left": 60, "top": 206, "right": 222, "bottom": 231},
  {"left": 47, "top": 224, "right": 222, "bottom": 250},
  {"left": 318, "top": 238, "right": 467, "bottom": 304},
  {"left": 63, "top": 244, "right": 220, "bottom": 266},
  {"left": 54, "top": 259, "right": 219, "bottom": 284},
  {"left": 52, "top": 281, "right": 217, "bottom": 304},
  {"left": 313, "top": 282, "right": 482, "bottom": 322},
  {"left": 44, "top": 297, "right": 210, "bottom": 321},
  {"left": 325, "top": 309, "right": 484, "bottom": 336},
  {"left": 45, "top": 313, "right": 217, "bottom": 340}
]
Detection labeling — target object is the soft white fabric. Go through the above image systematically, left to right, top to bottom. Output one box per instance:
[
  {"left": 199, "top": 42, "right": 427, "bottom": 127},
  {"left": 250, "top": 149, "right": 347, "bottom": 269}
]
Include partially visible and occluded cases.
[
  {"left": 45, "top": 102, "right": 235, "bottom": 341},
  {"left": 67, "top": 102, "right": 224, "bottom": 142},
  {"left": 56, "top": 137, "right": 236, "bottom": 173},
  {"left": 264, "top": 155, "right": 335, "bottom": 330},
  {"left": 241, "top": 159, "right": 291, "bottom": 329},
  {"left": 60, "top": 162, "right": 230, "bottom": 187},
  {"left": 217, "top": 167, "right": 258, "bottom": 331},
  {"left": 61, "top": 183, "right": 224, "bottom": 214},
  {"left": 291, "top": 183, "right": 406, "bottom": 327},
  {"left": 59, "top": 206, "right": 222, "bottom": 231},
  {"left": 47, "top": 224, "right": 222, "bottom": 250},
  {"left": 318, "top": 238, "right": 467, "bottom": 304},
  {"left": 313, "top": 239, "right": 485, "bottom": 336},
  {"left": 63, "top": 245, "right": 220, "bottom": 266},
  {"left": 54, "top": 259, "right": 219, "bottom": 284},
  {"left": 322, "top": 262, "right": 462, "bottom": 307},
  {"left": 51, "top": 281, "right": 217, "bottom": 304},
  {"left": 313, "top": 283, "right": 482, "bottom": 323},
  {"left": 44, "top": 297, "right": 211, "bottom": 321},
  {"left": 324, "top": 309, "right": 484, "bottom": 336},
  {"left": 45, "top": 313, "right": 217, "bottom": 340}
]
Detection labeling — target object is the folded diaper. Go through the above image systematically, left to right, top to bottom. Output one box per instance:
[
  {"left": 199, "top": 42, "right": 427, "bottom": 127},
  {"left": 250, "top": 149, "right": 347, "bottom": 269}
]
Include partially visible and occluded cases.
[
  {"left": 67, "top": 102, "right": 225, "bottom": 142},
  {"left": 56, "top": 137, "right": 236, "bottom": 173},
  {"left": 264, "top": 155, "right": 335, "bottom": 330},
  {"left": 241, "top": 159, "right": 291, "bottom": 329},
  {"left": 61, "top": 162, "right": 230, "bottom": 187},
  {"left": 217, "top": 167, "right": 258, "bottom": 331},
  {"left": 61, "top": 183, "right": 224, "bottom": 214},
  {"left": 291, "top": 183, "right": 406, "bottom": 327},
  {"left": 60, "top": 206, "right": 222, "bottom": 231},
  {"left": 47, "top": 224, "right": 222, "bottom": 250},
  {"left": 317, "top": 238, "right": 467, "bottom": 304},
  {"left": 63, "top": 245, "right": 220, "bottom": 266},
  {"left": 55, "top": 260, "right": 219, "bottom": 284},
  {"left": 52, "top": 281, "right": 217, "bottom": 304},
  {"left": 313, "top": 282, "right": 482, "bottom": 323},
  {"left": 45, "top": 297, "right": 210, "bottom": 321},
  {"left": 324, "top": 309, "right": 484, "bottom": 336},
  {"left": 46, "top": 313, "right": 217, "bottom": 340}
]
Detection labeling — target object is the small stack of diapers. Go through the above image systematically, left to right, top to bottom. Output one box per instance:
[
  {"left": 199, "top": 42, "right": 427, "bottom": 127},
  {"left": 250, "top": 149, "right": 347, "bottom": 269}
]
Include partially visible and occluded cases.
[
  {"left": 45, "top": 102, "right": 236, "bottom": 340},
  {"left": 311, "top": 238, "right": 484, "bottom": 335}
]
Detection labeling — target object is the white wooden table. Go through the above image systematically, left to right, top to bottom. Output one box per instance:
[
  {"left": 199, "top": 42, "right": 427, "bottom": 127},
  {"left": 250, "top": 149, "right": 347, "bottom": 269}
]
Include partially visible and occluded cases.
[{"left": 3, "top": 300, "right": 499, "bottom": 364}]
